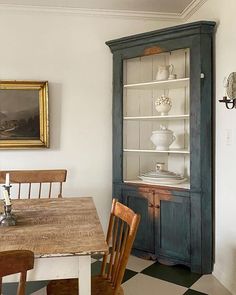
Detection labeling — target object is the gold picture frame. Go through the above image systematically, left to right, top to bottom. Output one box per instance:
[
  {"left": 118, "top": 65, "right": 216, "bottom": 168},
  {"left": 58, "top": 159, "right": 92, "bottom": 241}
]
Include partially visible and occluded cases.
[{"left": 0, "top": 81, "right": 49, "bottom": 148}]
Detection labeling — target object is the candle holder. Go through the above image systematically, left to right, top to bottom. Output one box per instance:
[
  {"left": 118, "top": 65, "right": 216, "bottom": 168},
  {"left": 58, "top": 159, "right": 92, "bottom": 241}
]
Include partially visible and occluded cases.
[
  {"left": 219, "top": 73, "right": 236, "bottom": 109},
  {"left": 219, "top": 96, "right": 236, "bottom": 109},
  {"left": 0, "top": 184, "right": 17, "bottom": 226},
  {"left": 3, "top": 184, "right": 12, "bottom": 196},
  {"left": 0, "top": 204, "right": 17, "bottom": 226}
]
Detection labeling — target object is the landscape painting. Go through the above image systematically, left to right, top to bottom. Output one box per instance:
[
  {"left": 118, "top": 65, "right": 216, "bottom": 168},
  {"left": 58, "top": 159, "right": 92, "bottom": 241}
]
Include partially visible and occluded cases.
[
  {"left": 0, "top": 81, "right": 49, "bottom": 148},
  {"left": 0, "top": 89, "right": 40, "bottom": 139}
]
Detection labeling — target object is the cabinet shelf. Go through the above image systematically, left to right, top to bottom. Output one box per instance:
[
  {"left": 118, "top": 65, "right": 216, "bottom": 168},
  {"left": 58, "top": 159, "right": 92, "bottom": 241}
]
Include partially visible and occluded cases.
[
  {"left": 124, "top": 77, "right": 189, "bottom": 90},
  {"left": 124, "top": 115, "right": 189, "bottom": 121},
  {"left": 124, "top": 149, "right": 190, "bottom": 154},
  {"left": 124, "top": 180, "right": 190, "bottom": 190}
]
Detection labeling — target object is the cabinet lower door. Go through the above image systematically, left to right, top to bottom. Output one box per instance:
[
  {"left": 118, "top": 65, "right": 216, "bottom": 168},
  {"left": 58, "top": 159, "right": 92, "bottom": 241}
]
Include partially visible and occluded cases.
[
  {"left": 123, "top": 191, "right": 155, "bottom": 255},
  {"left": 156, "top": 195, "right": 190, "bottom": 264}
]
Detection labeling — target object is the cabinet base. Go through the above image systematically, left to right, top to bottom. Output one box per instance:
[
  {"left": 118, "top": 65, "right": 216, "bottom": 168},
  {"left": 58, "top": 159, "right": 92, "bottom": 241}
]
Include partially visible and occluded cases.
[
  {"left": 131, "top": 248, "right": 157, "bottom": 261},
  {"left": 132, "top": 248, "right": 191, "bottom": 268},
  {"left": 157, "top": 258, "right": 177, "bottom": 266}
]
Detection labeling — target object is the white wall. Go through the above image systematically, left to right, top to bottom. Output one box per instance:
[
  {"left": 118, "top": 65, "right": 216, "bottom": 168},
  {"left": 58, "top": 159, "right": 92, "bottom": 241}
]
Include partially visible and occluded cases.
[
  {"left": 187, "top": 1, "right": 236, "bottom": 294},
  {"left": 4, "top": 6, "right": 234, "bottom": 293},
  {"left": 0, "top": 7, "right": 177, "bottom": 231}
]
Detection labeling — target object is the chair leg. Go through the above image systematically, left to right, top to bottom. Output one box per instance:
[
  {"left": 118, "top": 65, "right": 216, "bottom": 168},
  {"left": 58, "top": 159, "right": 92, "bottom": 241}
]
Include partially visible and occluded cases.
[{"left": 17, "top": 272, "right": 26, "bottom": 295}]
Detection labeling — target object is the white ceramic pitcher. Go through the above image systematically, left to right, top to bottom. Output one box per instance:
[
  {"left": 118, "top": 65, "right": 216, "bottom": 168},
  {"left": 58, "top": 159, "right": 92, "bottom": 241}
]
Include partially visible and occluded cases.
[{"left": 156, "top": 64, "right": 174, "bottom": 81}]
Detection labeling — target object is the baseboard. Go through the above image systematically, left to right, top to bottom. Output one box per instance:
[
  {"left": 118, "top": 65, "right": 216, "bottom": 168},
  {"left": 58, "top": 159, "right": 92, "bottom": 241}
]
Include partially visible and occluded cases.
[{"left": 213, "top": 266, "right": 235, "bottom": 295}]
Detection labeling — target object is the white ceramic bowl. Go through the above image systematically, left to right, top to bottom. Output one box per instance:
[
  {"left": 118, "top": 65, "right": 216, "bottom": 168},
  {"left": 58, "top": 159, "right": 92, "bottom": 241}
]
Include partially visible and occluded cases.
[{"left": 155, "top": 95, "right": 172, "bottom": 116}]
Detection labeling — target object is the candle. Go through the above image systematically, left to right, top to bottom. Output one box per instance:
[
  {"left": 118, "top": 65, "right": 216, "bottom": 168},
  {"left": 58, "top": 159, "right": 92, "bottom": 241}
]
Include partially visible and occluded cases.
[
  {"left": 5, "top": 173, "right": 10, "bottom": 187},
  {"left": 3, "top": 190, "right": 11, "bottom": 206}
]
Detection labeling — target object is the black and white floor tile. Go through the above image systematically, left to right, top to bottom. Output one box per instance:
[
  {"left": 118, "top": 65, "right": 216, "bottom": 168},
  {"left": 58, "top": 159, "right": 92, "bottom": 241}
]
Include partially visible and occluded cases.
[
  {"left": 4, "top": 255, "right": 232, "bottom": 295},
  {"left": 122, "top": 255, "right": 232, "bottom": 295}
]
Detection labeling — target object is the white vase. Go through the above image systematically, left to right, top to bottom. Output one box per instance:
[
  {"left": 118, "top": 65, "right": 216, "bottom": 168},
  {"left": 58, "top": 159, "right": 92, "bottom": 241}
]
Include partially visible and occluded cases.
[
  {"left": 155, "top": 95, "right": 172, "bottom": 116},
  {"left": 150, "top": 125, "right": 176, "bottom": 151}
]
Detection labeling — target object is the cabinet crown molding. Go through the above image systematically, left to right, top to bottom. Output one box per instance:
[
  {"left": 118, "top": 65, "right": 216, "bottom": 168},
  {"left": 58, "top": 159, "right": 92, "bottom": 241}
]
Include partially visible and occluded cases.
[{"left": 106, "top": 21, "right": 216, "bottom": 53}]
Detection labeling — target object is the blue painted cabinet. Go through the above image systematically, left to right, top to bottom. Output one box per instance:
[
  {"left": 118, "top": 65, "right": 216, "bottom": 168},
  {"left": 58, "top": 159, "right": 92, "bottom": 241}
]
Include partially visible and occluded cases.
[
  {"left": 106, "top": 21, "right": 215, "bottom": 274},
  {"left": 123, "top": 186, "right": 191, "bottom": 265},
  {"left": 123, "top": 189, "right": 155, "bottom": 256},
  {"left": 156, "top": 193, "right": 190, "bottom": 264}
]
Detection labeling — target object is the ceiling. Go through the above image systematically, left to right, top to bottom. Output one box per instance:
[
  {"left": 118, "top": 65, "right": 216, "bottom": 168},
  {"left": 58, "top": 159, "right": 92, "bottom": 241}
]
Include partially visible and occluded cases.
[{"left": 0, "top": 0, "right": 197, "bottom": 14}]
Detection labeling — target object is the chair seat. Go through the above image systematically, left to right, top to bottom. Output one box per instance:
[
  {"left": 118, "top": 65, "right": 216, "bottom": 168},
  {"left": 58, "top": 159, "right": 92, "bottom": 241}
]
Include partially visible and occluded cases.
[{"left": 47, "top": 275, "right": 124, "bottom": 295}]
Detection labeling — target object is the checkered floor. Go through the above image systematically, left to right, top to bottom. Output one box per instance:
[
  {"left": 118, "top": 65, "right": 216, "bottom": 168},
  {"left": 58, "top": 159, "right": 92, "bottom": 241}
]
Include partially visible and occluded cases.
[
  {"left": 3, "top": 255, "right": 232, "bottom": 295},
  {"left": 91, "top": 255, "right": 231, "bottom": 295}
]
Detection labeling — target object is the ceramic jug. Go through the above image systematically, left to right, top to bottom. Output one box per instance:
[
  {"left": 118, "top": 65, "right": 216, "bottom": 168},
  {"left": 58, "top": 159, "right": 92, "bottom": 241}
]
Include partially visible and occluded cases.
[{"left": 156, "top": 64, "right": 174, "bottom": 81}]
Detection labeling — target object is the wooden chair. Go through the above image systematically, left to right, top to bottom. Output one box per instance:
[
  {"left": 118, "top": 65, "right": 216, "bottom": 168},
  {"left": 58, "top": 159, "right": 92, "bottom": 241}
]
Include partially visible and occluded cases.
[
  {"left": 0, "top": 170, "right": 67, "bottom": 199},
  {"left": 46, "top": 199, "right": 140, "bottom": 295},
  {"left": 0, "top": 250, "right": 34, "bottom": 295}
]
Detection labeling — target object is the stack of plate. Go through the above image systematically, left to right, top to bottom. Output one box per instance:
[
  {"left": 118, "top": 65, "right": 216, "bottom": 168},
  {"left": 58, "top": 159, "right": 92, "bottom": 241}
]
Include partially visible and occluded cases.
[{"left": 139, "top": 169, "right": 187, "bottom": 185}]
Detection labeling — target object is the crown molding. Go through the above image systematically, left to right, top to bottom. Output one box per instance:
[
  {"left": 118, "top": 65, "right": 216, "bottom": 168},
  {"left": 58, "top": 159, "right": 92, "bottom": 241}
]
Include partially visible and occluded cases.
[
  {"left": 181, "top": 0, "right": 208, "bottom": 20},
  {"left": 0, "top": 1, "right": 208, "bottom": 21},
  {"left": 0, "top": 4, "right": 180, "bottom": 21}
]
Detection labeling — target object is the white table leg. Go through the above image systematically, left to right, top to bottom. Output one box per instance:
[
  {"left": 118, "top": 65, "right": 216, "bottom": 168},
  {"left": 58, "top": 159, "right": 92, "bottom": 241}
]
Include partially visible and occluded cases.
[{"left": 78, "top": 255, "right": 91, "bottom": 295}]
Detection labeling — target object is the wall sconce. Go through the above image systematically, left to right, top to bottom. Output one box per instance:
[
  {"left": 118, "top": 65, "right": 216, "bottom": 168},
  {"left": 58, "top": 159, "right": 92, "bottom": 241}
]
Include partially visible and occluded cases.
[
  {"left": 219, "top": 72, "right": 236, "bottom": 109},
  {"left": 219, "top": 96, "right": 236, "bottom": 109}
]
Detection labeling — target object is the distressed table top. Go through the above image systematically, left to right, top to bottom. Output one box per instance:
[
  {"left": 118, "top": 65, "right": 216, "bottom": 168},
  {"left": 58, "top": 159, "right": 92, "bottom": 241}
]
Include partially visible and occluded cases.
[{"left": 0, "top": 197, "right": 108, "bottom": 258}]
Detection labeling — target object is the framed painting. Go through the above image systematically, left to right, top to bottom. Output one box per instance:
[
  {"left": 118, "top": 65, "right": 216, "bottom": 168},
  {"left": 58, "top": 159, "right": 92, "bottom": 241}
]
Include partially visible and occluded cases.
[{"left": 0, "top": 81, "right": 49, "bottom": 148}]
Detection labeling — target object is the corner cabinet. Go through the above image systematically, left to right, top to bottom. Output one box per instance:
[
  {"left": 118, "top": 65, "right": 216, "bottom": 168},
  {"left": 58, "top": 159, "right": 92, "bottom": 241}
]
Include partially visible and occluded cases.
[{"left": 106, "top": 21, "right": 215, "bottom": 274}]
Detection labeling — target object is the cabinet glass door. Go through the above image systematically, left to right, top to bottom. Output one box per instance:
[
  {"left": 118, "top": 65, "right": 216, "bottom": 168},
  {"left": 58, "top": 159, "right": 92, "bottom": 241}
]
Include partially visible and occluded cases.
[{"left": 123, "top": 49, "right": 190, "bottom": 189}]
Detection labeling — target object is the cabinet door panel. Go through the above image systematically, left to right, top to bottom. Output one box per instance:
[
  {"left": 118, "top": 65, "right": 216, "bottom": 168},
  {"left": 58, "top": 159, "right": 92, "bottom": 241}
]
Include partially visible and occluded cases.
[
  {"left": 123, "top": 191, "right": 155, "bottom": 254},
  {"left": 156, "top": 195, "right": 190, "bottom": 262}
]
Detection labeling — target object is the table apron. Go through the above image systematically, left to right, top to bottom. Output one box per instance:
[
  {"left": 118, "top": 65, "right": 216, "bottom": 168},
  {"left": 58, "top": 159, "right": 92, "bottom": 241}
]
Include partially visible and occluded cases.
[{"left": 3, "top": 255, "right": 91, "bottom": 283}]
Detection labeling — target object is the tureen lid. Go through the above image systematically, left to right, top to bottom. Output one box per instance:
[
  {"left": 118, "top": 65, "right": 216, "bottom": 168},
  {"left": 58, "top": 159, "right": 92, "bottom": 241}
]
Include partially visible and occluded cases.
[{"left": 152, "top": 125, "right": 173, "bottom": 134}]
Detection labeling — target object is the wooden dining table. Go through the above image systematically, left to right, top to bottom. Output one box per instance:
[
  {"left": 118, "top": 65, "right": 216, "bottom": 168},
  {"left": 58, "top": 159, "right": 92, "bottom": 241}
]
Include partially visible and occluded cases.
[{"left": 0, "top": 197, "right": 108, "bottom": 295}]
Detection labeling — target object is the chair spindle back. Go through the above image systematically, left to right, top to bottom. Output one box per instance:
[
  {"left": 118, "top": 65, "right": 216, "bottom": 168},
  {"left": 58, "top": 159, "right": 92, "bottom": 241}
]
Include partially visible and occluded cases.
[
  {"left": 0, "top": 170, "right": 67, "bottom": 199},
  {"left": 101, "top": 199, "right": 140, "bottom": 294}
]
